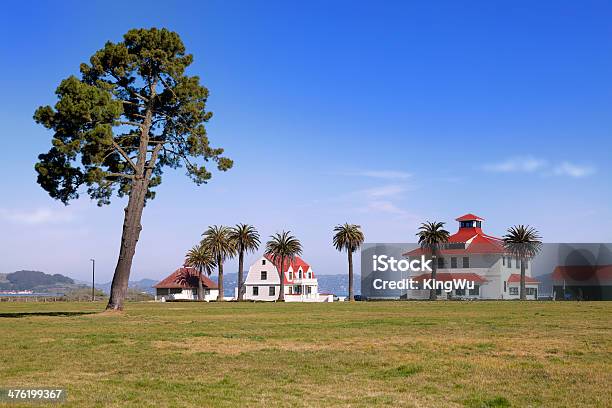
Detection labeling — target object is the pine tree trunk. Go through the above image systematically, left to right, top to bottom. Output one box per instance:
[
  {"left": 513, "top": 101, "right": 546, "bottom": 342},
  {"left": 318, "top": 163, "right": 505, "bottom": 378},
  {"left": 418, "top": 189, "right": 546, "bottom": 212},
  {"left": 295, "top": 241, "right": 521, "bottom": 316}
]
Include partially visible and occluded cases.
[
  {"left": 105, "top": 98, "right": 159, "bottom": 311},
  {"left": 106, "top": 178, "right": 147, "bottom": 311},
  {"left": 237, "top": 249, "right": 244, "bottom": 301},
  {"left": 348, "top": 250, "right": 354, "bottom": 301},
  {"left": 429, "top": 253, "right": 438, "bottom": 301},
  {"left": 217, "top": 256, "right": 224, "bottom": 301},
  {"left": 278, "top": 256, "right": 285, "bottom": 301},
  {"left": 520, "top": 258, "right": 526, "bottom": 300},
  {"left": 198, "top": 268, "right": 204, "bottom": 301}
]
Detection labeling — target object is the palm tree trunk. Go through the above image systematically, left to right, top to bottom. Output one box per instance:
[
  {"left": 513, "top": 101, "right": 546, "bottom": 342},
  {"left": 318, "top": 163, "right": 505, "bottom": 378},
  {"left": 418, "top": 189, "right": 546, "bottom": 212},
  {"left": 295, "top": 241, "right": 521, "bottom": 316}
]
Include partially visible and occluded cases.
[
  {"left": 237, "top": 249, "right": 244, "bottom": 301},
  {"left": 348, "top": 250, "right": 354, "bottom": 301},
  {"left": 429, "top": 253, "right": 437, "bottom": 301},
  {"left": 217, "top": 256, "right": 224, "bottom": 302},
  {"left": 278, "top": 256, "right": 285, "bottom": 301},
  {"left": 520, "top": 258, "right": 526, "bottom": 300},
  {"left": 197, "top": 267, "right": 204, "bottom": 301}
]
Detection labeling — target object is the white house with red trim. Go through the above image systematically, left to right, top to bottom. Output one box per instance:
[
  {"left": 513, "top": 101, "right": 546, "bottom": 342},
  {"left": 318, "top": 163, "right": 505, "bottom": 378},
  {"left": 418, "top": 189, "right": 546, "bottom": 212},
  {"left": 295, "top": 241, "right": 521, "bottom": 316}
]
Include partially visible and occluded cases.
[
  {"left": 403, "top": 214, "right": 540, "bottom": 300},
  {"left": 241, "top": 254, "right": 331, "bottom": 302}
]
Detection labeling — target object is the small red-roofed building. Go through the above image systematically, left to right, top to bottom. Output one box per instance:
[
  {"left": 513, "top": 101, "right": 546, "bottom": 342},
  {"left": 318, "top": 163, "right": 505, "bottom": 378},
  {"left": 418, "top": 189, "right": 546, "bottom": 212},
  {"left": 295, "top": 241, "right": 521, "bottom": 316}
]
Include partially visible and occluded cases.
[
  {"left": 402, "top": 213, "right": 540, "bottom": 300},
  {"left": 242, "top": 254, "right": 325, "bottom": 301},
  {"left": 154, "top": 265, "right": 219, "bottom": 301},
  {"left": 551, "top": 265, "right": 612, "bottom": 300}
]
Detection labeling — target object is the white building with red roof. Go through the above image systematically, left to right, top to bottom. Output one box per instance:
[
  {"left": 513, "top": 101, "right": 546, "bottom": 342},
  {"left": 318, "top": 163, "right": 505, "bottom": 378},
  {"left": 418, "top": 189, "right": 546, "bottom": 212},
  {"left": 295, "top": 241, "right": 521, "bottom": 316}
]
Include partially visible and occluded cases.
[
  {"left": 403, "top": 213, "right": 540, "bottom": 300},
  {"left": 242, "top": 254, "right": 328, "bottom": 302},
  {"left": 154, "top": 265, "right": 219, "bottom": 301}
]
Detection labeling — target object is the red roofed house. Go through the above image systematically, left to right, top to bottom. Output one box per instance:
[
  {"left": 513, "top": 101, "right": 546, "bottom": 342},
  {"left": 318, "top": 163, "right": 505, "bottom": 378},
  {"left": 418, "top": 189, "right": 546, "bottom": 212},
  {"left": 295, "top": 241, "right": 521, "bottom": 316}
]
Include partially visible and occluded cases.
[
  {"left": 403, "top": 214, "right": 540, "bottom": 300},
  {"left": 242, "top": 254, "right": 325, "bottom": 302},
  {"left": 154, "top": 265, "right": 219, "bottom": 301},
  {"left": 551, "top": 265, "right": 612, "bottom": 300}
]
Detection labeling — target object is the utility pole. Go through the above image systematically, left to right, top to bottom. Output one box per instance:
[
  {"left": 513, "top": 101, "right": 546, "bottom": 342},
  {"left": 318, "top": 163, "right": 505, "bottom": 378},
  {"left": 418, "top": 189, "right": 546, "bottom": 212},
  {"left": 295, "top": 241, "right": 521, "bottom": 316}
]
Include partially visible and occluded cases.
[{"left": 90, "top": 259, "right": 95, "bottom": 301}]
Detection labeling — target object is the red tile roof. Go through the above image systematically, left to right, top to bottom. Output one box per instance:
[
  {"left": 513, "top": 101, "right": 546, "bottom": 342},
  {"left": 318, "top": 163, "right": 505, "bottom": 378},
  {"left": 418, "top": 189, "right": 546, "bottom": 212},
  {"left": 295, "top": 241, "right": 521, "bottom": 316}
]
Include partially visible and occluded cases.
[
  {"left": 455, "top": 213, "right": 485, "bottom": 222},
  {"left": 404, "top": 222, "right": 505, "bottom": 257},
  {"left": 263, "top": 254, "right": 313, "bottom": 284},
  {"left": 551, "top": 265, "right": 612, "bottom": 285},
  {"left": 154, "top": 266, "right": 218, "bottom": 289},
  {"left": 412, "top": 272, "right": 487, "bottom": 283},
  {"left": 507, "top": 273, "right": 540, "bottom": 284}
]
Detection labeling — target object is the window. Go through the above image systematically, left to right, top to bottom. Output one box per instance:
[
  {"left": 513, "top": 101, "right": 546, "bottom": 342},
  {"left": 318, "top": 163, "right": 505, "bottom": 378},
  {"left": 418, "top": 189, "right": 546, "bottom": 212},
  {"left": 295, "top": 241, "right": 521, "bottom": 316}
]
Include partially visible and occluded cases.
[
  {"left": 502, "top": 256, "right": 505, "bottom": 266},
  {"left": 437, "top": 257, "right": 445, "bottom": 269},
  {"left": 451, "top": 257, "right": 457, "bottom": 268},
  {"left": 462, "top": 257, "right": 469, "bottom": 268},
  {"left": 508, "top": 257, "right": 512, "bottom": 268},
  {"left": 516, "top": 258, "right": 520, "bottom": 269},
  {"left": 262, "top": 259, "right": 266, "bottom": 265},
  {"left": 298, "top": 270, "right": 302, "bottom": 279},
  {"left": 261, "top": 271, "right": 267, "bottom": 280},
  {"left": 288, "top": 271, "right": 293, "bottom": 280},
  {"left": 308, "top": 272, "right": 312, "bottom": 279},
  {"left": 504, "top": 281, "right": 507, "bottom": 292},
  {"left": 469, "top": 285, "right": 480, "bottom": 296},
  {"left": 253, "top": 286, "right": 259, "bottom": 296},
  {"left": 269, "top": 286, "right": 275, "bottom": 296},
  {"left": 288, "top": 286, "right": 293, "bottom": 294},
  {"left": 307, "top": 286, "right": 312, "bottom": 294},
  {"left": 509, "top": 287, "right": 518, "bottom": 295},
  {"left": 526, "top": 287, "right": 537, "bottom": 296},
  {"left": 455, "top": 288, "right": 466, "bottom": 296}
]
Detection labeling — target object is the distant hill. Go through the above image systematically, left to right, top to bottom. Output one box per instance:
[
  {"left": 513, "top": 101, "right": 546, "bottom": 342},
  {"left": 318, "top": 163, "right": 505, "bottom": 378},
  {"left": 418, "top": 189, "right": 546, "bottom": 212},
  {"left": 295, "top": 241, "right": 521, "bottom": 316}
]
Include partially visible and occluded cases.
[{"left": 0, "top": 270, "right": 78, "bottom": 292}]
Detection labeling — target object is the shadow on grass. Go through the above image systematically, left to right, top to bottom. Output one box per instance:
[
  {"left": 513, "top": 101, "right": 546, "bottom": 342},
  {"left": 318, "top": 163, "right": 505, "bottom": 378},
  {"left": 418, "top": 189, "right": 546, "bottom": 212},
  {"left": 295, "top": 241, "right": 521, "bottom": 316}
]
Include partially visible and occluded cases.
[{"left": 0, "top": 311, "right": 97, "bottom": 318}]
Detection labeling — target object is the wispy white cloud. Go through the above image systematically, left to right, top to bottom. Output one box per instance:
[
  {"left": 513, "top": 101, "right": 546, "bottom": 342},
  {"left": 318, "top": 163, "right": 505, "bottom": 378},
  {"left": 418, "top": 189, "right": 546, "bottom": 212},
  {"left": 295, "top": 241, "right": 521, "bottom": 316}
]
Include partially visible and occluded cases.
[
  {"left": 482, "top": 156, "right": 547, "bottom": 173},
  {"left": 482, "top": 157, "right": 596, "bottom": 179},
  {"left": 553, "top": 162, "right": 595, "bottom": 178},
  {"left": 343, "top": 170, "right": 412, "bottom": 180},
  {"left": 362, "top": 184, "right": 406, "bottom": 198},
  {"left": 0, "top": 207, "right": 75, "bottom": 225}
]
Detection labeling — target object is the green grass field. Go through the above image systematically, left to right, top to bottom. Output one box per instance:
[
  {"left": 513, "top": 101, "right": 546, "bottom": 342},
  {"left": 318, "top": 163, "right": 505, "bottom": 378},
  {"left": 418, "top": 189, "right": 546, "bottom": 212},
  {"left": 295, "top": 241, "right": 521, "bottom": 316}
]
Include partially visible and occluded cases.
[{"left": 0, "top": 301, "right": 610, "bottom": 407}]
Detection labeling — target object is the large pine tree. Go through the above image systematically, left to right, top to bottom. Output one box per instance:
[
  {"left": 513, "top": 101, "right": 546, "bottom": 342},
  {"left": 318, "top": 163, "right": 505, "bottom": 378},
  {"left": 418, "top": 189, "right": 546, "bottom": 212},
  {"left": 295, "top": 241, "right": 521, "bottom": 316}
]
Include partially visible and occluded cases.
[{"left": 34, "top": 28, "right": 232, "bottom": 310}]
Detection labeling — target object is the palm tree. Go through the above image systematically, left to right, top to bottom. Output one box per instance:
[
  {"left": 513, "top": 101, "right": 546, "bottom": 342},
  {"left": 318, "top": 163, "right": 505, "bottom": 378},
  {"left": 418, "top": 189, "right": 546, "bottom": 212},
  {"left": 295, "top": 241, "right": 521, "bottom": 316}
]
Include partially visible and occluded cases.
[
  {"left": 416, "top": 221, "right": 450, "bottom": 300},
  {"left": 333, "top": 223, "right": 365, "bottom": 301},
  {"left": 229, "top": 224, "right": 260, "bottom": 301},
  {"left": 201, "top": 225, "right": 236, "bottom": 301},
  {"left": 503, "top": 225, "right": 542, "bottom": 300},
  {"left": 265, "top": 231, "right": 302, "bottom": 301},
  {"left": 184, "top": 244, "right": 216, "bottom": 300}
]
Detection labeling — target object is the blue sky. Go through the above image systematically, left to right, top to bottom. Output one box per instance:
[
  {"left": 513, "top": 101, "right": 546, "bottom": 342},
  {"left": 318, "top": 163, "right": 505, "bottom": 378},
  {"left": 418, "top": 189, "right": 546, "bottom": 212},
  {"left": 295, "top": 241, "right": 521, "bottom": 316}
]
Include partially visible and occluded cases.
[{"left": 1, "top": 0, "right": 611, "bottom": 282}]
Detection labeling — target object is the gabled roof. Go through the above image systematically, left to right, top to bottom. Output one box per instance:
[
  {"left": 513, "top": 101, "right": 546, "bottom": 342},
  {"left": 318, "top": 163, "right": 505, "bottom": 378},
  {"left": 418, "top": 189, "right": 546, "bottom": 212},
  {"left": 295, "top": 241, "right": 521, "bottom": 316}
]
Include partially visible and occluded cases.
[
  {"left": 455, "top": 213, "right": 484, "bottom": 222},
  {"left": 263, "top": 254, "right": 313, "bottom": 284},
  {"left": 551, "top": 265, "right": 612, "bottom": 285},
  {"left": 154, "top": 266, "right": 218, "bottom": 289},
  {"left": 412, "top": 272, "right": 487, "bottom": 284},
  {"left": 507, "top": 273, "right": 540, "bottom": 284}
]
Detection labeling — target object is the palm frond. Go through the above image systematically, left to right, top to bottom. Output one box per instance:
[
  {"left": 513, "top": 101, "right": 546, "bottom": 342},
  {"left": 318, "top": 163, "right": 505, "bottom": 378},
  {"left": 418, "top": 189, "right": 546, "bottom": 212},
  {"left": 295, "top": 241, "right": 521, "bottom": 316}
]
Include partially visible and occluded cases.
[
  {"left": 416, "top": 221, "right": 450, "bottom": 252},
  {"left": 229, "top": 223, "right": 260, "bottom": 253},
  {"left": 333, "top": 223, "right": 365, "bottom": 253},
  {"left": 201, "top": 225, "right": 237, "bottom": 262},
  {"left": 503, "top": 225, "right": 542, "bottom": 258},
  {"left": 265, "top": 231, "right": 303, "bottom": 266},
  {"left": 185, "top": 244, "right": 216, "bottom": 276}
]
